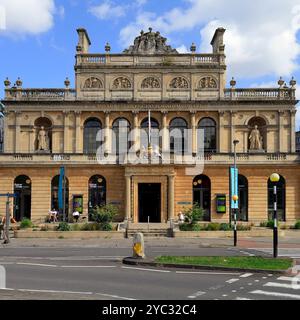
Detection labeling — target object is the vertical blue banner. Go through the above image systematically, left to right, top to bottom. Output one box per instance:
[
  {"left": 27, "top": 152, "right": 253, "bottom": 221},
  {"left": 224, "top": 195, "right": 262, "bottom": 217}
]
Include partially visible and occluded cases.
[
  {"left": 58, "top": 166, "right": 65, "bottom": 211},
  {"left": 230, "top": 167, "right": 239, "bottom": 209}
]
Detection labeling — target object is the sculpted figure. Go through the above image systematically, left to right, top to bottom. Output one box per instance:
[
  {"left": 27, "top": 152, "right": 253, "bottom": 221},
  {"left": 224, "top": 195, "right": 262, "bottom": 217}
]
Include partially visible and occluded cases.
[
  {"left": 249, "top": 125, "right": 263, "bottom": 150},
  {"left": 38, "top": 126, "right": 49, "bottom": 151}
]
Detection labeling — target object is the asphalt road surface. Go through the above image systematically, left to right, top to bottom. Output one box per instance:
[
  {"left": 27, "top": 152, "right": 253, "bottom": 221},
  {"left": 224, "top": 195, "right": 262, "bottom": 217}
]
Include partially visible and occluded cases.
[{"left": 0, "top": 243, "right": 299, "bottom": 300}]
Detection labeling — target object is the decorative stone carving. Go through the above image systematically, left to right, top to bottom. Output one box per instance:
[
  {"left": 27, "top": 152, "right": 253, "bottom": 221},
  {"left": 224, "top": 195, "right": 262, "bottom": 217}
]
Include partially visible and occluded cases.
[
  {"left": 123, "top": 28, "right": 178, "bottom": 55},
  {"left": 83, "top": 77, "right": 103, "bottom": 89},
  {"left": 112, "top": 77, "right": 132, "bottom": 89},
  {"left": 141, "top": 77, "right": 161, "bottom": 89},
  {"left": 169, "top": 77, "right": 189, "bottom": 89},
  {"left": 199, "top": 77, "right": 218, "bottom": 89},
  {"left": 249, "top": 125, "right": 263, "bottom": 150},
  {"left": 37, "top": 126, "right": 49, "bottom": 151}
]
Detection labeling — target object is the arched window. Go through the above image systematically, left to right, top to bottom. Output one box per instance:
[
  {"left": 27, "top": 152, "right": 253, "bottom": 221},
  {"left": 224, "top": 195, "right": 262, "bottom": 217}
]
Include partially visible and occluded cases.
[
  {"left": 34, "top": 117, "right": 52, "bottom": 152},
  {"left": 141, "top": 117, "right": 160, "bottom": 151},
  {"left": 170, "top": 117, "right": 188, "bottom": 154},
  {"left": 248, "top": 117, "right": 267, "bottom": 151},
  {"left": 83, "top": 118, "right": 102, "bottom": 154},
  {"left": 112, "top": 118, "right": 131, "bottom": 158},
  {"left": 198, "top": 118, "right": 217, "bottom": 153},
  {"left": 14, "top": 175, "right": 31, "bottom": 221},
  {"left": 51, "top": 175, "right": 69, "bottom": 217},
  {"left": 88, "top": 175, "right": 106, "bottom": 219},
  {"left": 193, "top": 175, "right": 211, "bottom": 221},
  {"left": 238, "top": 175, "right": 248, "bottom": 221},
  {"left": 268, "top": 175, "right": 286, "bottom": 221}
]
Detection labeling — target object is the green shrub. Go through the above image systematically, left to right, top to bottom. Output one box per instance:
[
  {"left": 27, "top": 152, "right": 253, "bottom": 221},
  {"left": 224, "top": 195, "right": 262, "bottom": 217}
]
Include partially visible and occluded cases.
[
  {"left": 91, "top": 204, "right": 119, "bottom": 224},
  {"left": 182, "top": 204, "right": 204, "bottom": 225},
  {"left": 20, "top": 218, "right": 33, "bottom": 229},
  {"left": 260, "top": 220, "right": 276, "bottom": 228},
  {"left": 294, "top": 220, "right": 300, "bottom": 229},
  {"left": 56, "top": 222, "right": 70, "bottom": 231},
  {"left": 80, "top": 223, "right": 101, "bottom": 231},
  {"left": 100, "top": 223, "right": 113, "bottom": 231},
  {"left": 179, "top": 223, "right": 193, "bottom": 231},
  {"left": 206, "top": 223, "right": 221, "bottom": 231},
  {"left": 220, "top": 223, "right": 231, "bottom": 231},
  {"left": 70, "top": 224, "right": 81, "bottom": 231},
  {"left": 236, "top": 224, "right": 251, "bottom": 231}
]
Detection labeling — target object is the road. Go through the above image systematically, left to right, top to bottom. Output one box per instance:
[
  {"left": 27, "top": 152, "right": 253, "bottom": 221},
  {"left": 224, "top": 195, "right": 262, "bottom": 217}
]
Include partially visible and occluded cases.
[{"left": 0, "top": 238, "right": 299, "bottom": 300}]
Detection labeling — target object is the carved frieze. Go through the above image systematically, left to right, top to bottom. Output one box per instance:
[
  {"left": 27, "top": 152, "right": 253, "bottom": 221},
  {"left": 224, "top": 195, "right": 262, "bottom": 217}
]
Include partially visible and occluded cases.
[
  {"left": 83, "top": 77, "right": 103, "bottom": 89},
  {"left": 112, "top": 77, "right": 132, "bottom": 90},
  {"left": 141, "top": 77, "right": 161, "bottom": 89},
  {"left": 169, "top": 77, "right": 189, "bottom": 89},
  {"left": 199, "top": 77, "right": 218, "bottom": 89}
]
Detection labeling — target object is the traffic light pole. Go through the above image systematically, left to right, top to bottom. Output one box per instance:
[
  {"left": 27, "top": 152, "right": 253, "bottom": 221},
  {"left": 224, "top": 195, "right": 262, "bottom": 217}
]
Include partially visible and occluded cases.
[{"left": 273, "top": 184, "right": 278, "bottom": 258}]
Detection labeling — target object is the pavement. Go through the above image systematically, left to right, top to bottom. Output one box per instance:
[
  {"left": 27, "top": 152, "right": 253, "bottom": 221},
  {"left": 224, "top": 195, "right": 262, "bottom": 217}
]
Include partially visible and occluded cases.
[{"left": 0, "top": 236, "right": 299, "bottom": 300}]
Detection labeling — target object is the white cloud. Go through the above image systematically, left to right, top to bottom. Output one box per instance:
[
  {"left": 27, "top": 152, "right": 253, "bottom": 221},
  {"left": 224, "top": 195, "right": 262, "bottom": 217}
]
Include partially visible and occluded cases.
[
  {"left": 0, "top": 0, "right": 56, "bottom": 35},
  {"left": 120, "top": 0, "right": 300, "bottom": 79},
  {"left": 88, "top": 1, "right": 126, "bottom": 20},
  {"left": 176, "top": 45, "right": 189, "bottom": 54}
]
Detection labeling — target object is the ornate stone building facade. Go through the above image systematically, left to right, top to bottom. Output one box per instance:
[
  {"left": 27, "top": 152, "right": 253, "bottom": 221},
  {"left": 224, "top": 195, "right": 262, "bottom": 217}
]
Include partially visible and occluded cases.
[{"left": 0, "top": 27, "right": 299, "bottom": 225}]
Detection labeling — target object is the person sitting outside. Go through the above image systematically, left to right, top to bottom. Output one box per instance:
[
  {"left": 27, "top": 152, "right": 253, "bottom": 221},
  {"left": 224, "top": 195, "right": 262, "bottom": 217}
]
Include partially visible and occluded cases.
[
  {"left": 48, "top": 209, "right": 58, "bottom": 223},
  {"left": 72, "top": 210, "right": 80, "bottom": 223}
]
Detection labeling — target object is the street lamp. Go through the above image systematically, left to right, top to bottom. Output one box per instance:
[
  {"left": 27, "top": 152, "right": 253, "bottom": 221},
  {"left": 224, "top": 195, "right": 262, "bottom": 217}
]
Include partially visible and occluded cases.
[{"left": 270, "top": 173, "right": 280, "bottom": 258}]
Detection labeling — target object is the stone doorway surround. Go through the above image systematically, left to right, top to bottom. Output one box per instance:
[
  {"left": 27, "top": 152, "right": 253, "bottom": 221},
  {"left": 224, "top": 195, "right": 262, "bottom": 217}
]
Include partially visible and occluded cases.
[{"left": 124, "top": 166, "right": 175, "bottom": 223}]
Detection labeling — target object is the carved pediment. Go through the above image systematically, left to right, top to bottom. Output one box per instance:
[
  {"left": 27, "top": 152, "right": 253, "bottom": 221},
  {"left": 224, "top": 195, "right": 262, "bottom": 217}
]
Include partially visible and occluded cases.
[
  {"left": 123, "top": 28, "right": 178, "bottom": 55},
  {"left": 83, "top": 77, "right": 103, "bottom": 89},
  {"left": 112, "top": 77, "right": 132, "bottom": 89},
  {"left": 141, "top": 77, "right": 161, "bottom": 89},
  {"left": 169, "top": 77, "right": 189, "bottom": 89},
  {"left": 199, "top": 77, "right": 218, "bottom": 89}
]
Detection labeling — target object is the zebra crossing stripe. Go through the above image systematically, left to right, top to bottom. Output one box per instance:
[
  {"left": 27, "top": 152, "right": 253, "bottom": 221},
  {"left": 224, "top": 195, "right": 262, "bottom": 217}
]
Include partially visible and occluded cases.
[
  {"left": 240, "top": 273, "right": 253, "bottom": 278},
  {"left": 264, "top": 282, "right": 300, "bottom": 290},
  {"left": 250, "top": 290, "right": 300, "bottom": 299}
]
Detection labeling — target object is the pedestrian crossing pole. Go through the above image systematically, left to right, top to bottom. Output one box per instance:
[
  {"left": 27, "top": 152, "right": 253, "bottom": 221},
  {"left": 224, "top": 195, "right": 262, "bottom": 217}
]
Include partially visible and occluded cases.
[{"left": 270, "top": 173, "right": 280, "bottom": 258}]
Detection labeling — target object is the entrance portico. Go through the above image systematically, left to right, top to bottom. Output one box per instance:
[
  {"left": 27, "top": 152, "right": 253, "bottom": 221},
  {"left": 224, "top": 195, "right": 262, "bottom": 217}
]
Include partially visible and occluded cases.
[{"left": 125, "top": 166, "right": 175, "bottom": 223}]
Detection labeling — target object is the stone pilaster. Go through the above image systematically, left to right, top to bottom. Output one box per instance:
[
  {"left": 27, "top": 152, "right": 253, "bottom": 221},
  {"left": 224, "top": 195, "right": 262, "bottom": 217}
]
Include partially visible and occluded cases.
[
  {"left": 278, "top": 110, "right": 284, "bottom": 153},
  {"left": 290, "top": 110, "right": 296, "bottom": 153},
  {"left": 15, "top": 111, "right": 22, "bottom": 153},
  {"left": 63, "top": 111, "right": 70, "bottom": 153},
  {"left": 75, "top": 111, "right": 82, "bottom": 153},
  {"left": 104, "top": 111, "right": 111, "bottom": 154},
  {"left": 132, "top": 111, "right": 139, "bottom": 152},
  {"left": 162, "top": 111, "right": 169, "bottom": 153},
  {"left": 190, "top": 111, "right": 197, "bottom": 155},
  {"left": 168, "top": 174, "right": 175, "bottom": 221},
  {"left": 125, "top": 175, "right": 132, "bottom": 221}
]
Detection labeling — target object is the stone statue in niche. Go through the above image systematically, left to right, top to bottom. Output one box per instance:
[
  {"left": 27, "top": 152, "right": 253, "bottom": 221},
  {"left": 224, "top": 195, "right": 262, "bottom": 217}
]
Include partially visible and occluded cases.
[
  {"left": 84, "top": 77, "right": 103, "bottom": 89},
  {"left": 112, "top": 77, "right": 132, "bottom": 89},
  {"left": 141, "top": 77, "right": 160, "bottom": 89},
  {"left": 170, "top": 77, "right": 189, "bottom": 89},
  {"left": 199, "top": 77, "right": 217, "bottom": 89},
  {"left": 249, "top": 125, "right": 263, "bottom": 150},
  {"left": 37, "top": 126, "right": 49, "bottom": 151}
]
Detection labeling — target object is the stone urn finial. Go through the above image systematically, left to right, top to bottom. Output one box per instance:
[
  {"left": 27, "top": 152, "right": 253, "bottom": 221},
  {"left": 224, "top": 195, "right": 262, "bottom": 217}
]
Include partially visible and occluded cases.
[
  {"left": 105, "top": 42, "right": 111, "bottom": 53},
  {"left": 190, "top": 42, "right": 196, "bottom": 53},
  {"left": 278, "top": 76, "right": 284, "bottom": 88},
  {"left": 4, "top": 77, "right": 11, "bottom": 88},
  {"left": 16, "top": 77, "right": 22, "bottom": 87},
  {"left": 64, "top": 77, "right": 70, "bottom": 88},
  {"left": 230, "top": 77, "right": 236, "bottom": 88},
  {"left": 290, "top": 77, "right": 297, "bottom": 88}
]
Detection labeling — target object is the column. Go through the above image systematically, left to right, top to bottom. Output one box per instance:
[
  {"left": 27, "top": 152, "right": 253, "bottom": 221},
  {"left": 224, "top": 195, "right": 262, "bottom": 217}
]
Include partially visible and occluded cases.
[
  {"left": 278, "top": 110, "right": 284, "bottom": 153},
  {"left": 290, "top": 110, "right": 296, "bottom": 153},
  {"left": 15, "top": 111, "right": 21, "bottom": 153},
  {"left": 63, "top": 111, "right": 69, "bottom": 153},
  {"left": 75, "top": 111, "right": 82, "bottom": 153},
  {"left": 104, "top": 111, "right": 111, "bottom": 154},
  {"left": 133, "top": 111, "right": 139, "bottom": 152},
  {"left": 162, "top": 111, "right": 169, "bottom": 153},
  {"left": 191, "top": 111, "right": 197, "bottom": 155},
  {"left": 218, "top": 111, "right": 224, "bottom": 152},
  {"left": 230, "top": 111, "right": 236, "bottom": 152},
  {"left": 29, "top": 128, "right": 35, "bottom": 153},
  {"left": 168, "top": 174, "right": 175, "bottom": 221},
  {"left": 125, "top": 175, "right": 132, "bottom": 221}
]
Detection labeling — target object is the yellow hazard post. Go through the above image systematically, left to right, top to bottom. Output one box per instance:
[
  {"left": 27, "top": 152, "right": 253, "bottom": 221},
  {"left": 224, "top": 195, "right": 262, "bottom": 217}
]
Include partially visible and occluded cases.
[{"left": 133, "top": 233, "right": 145, "bottom": 259}]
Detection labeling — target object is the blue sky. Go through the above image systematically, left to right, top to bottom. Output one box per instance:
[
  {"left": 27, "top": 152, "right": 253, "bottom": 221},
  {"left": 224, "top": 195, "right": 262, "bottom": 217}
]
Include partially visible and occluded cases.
[{"left": 0, "top": 0, "right": 300, "bottom": 124}]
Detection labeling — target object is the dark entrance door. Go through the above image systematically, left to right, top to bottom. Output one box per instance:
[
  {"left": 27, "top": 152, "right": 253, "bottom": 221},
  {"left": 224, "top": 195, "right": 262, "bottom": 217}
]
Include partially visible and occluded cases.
[
  {"left": 14, "top": 175, "right": 32, "bottom": 221},
  {"left": 138, "top": 183, "right": 161, "bottom": 223}
]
